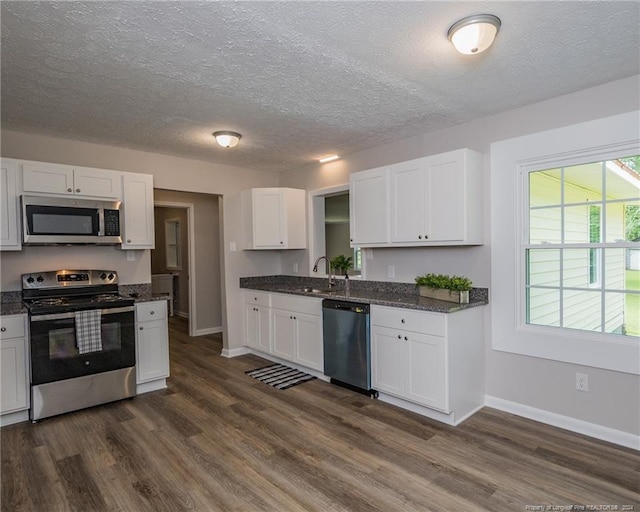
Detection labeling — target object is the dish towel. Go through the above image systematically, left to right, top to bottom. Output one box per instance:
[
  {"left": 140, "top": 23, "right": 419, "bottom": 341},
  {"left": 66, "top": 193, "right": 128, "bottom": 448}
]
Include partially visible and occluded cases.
[{"left": 75, "top": 309, "right": 103, "bottom": 354}]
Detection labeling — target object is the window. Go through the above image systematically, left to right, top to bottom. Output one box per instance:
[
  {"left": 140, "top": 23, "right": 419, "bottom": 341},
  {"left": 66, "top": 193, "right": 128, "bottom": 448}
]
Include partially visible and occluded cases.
[
  {"left": 526, "top": 156, "right": 640, "bottom": 337},
  {"left": 165, "top": 218, "right": 181, "bottom": 271}
]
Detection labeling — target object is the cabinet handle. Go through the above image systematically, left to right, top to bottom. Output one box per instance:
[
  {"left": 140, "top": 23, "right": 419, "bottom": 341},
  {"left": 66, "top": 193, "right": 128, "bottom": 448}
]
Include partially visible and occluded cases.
[
  {"left": 67, "top": 188, "right": 72, "bottom": 192},
  {"left": 76, "top": 188, "right": 81, "bottom": 193},
  {"left": 418, "top": 235, "right": 422, "bottom": 240},
  {"left": 425, "top": 235, "right": 428, "bottom": 239},
  {"left": 350, "top": 238, "right": 353, "bottom": 242},
  {"left": 127, "top": 239, "right": 132, "bottom": 243},
  {"left": 280, "top": 241, "right": 284, "bottom": 245},
  {"left": 150, "top": 311, "right": 155, "bottom": 315},
  {"left": 293, "top": 316, "right": 296, "bottom": 320},
  {"left": 401, "top": 319, "right": 405, "bottom": 324},
  {"left": 139, "top": 326, "right": 144, "bottom": 330},
  {"left": 0, "top": 327, "right": 6, "bottom": 332},
  {"left": 397, "top": 335, "right": 401, "bottom": 339},
  {"left": 404, "top": 336, "right": 408, "bottom": 341}
]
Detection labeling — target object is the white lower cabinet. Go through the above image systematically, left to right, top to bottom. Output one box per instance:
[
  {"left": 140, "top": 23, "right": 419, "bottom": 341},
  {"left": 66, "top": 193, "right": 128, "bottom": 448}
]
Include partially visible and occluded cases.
[
  {"left": 243, "top": 291, "right": 323, "bottom": 372},
  {"left": 243, "top": 291, "right": 271, "bottom": 353},
  {"left": 270, "top": 298, "right": 323, "bottom": 372},
  {"left": 135, "top": 301, "right": 170, "bottom": 388},
  {"left": 371, "top": 305, "right": 484, "bottom": 424},
  {"left": 0, "top": 314, "right": 29, "bottom": 422}
]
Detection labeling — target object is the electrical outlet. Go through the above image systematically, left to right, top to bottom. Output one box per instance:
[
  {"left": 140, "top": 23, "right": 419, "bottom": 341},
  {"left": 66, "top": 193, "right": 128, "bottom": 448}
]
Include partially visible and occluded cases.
[
  {"left": 229, "top": 241, "right": 237, "bottom": 252},
  {"left": 126, "top": 250, "right": 136, "bottom": 262},
  {"left": 293, "top": 262, "right": 299, "bottom": 273},
  {"left": 388, "top": 265, "right": 395, "bottom": 278},
  {"left": 576, "top": 372, "right": 589, "bottom": 392}
]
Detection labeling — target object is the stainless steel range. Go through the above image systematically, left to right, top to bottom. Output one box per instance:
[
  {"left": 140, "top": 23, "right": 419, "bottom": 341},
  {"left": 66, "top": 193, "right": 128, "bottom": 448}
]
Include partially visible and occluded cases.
[{"left": 22, "top": 270, "right": 136, "bottom": 422}]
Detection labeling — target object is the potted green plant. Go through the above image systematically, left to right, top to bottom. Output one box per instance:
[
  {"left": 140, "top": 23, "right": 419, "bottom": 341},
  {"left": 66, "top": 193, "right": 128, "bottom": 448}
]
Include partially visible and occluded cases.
[
  {"left": 330, "top": 254, "right": 353, "bottom": 276},
  {"left": 414, "top": 273, "right": 472, "bottom": 304}
]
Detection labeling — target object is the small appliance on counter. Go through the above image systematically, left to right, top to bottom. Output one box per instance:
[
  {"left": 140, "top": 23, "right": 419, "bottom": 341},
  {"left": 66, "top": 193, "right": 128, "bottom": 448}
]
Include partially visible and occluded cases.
[{"left": 22, "top": 269, "right": 136, "bottom": 422}]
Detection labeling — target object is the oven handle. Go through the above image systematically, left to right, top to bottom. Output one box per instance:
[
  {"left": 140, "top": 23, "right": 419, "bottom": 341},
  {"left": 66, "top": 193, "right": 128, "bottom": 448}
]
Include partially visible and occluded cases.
[{"left": 30, "top": 306, "right": 135, "bottom": 322}]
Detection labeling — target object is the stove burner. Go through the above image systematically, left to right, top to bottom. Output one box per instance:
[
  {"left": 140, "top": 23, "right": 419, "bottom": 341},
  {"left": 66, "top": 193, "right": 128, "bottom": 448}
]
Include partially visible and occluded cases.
[
  {"left": 93, "top": 294, "right": 122, "bottom": 302},
  {"left": 31, "top": 298, "right": 66, "bottom": 306}
]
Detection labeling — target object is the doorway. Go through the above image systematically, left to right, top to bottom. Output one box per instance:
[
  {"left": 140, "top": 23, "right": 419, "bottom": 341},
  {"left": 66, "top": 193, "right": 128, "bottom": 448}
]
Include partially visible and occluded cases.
[{"left": 152, "top": 201, "right": 195, "bottom": 335}]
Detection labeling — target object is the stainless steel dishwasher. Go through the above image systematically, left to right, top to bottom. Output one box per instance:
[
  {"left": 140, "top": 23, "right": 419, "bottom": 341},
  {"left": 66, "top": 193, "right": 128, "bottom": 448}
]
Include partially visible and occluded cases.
[{"left": 322, "top": 299, "right": 377, "bottom": 397}]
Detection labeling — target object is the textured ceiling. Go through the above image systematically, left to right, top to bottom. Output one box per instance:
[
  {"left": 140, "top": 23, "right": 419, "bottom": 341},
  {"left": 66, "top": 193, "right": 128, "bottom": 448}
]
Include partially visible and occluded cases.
[{"left": 2, "top": 1, "right": 639, "bottom": 173}]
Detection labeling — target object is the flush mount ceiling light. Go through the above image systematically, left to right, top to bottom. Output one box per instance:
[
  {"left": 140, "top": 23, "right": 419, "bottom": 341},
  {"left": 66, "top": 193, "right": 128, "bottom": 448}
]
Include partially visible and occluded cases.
[
  {"left": 447, "top": 14, "right": 501, "bottom": 55},
  {"left": 213, "top": 131, "right": 241, "bottom": 148},
  {"left": 319, "top": 155, "right": 340, "bottom": 163}
]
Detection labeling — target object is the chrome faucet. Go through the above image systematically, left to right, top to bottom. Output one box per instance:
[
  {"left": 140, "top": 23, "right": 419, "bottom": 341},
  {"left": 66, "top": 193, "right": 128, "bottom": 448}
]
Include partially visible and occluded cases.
[{"left": 312, "top": 255, "right": 335, "bottom": 288}]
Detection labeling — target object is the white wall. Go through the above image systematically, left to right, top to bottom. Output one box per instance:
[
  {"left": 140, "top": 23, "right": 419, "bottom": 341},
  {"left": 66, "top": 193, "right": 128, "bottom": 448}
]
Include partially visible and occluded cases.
[
  {"left": 279, "top": 75, "right": 640, "bottom": 437},
  {"left": 0, "top": 131, "right": 281, "bottom": 352}
]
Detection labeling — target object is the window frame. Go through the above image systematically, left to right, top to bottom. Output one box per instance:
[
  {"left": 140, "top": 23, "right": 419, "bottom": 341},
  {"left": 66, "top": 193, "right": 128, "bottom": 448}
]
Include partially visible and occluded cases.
[{"left": 490, "top": 110, "right": 640, "bottom": 375}]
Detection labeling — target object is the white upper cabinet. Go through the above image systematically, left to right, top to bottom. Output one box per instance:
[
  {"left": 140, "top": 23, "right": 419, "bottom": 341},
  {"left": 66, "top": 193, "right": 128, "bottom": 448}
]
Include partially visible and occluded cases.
[
  {"left": 351, "top": 148, "right": 484, "bottom": 247},
  {"left": 0, "top": 160, "right": 21, "bottom": 251},
  {"left": 22, "top": 162, "right": 122, "bottom": 199},
  {"left": 349, "top": 166, "right": 390, "bottom": 245},
  {"left": 122, "top": 173, "right": 155, "bottom": 249},
  {"left": 242, "top": 188, "right": 306, "bottom": 249}
]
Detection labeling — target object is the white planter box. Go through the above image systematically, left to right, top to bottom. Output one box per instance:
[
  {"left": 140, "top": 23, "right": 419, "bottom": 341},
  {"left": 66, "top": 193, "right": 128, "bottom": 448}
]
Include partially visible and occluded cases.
[{"left": 419, "top": 286, "right": 469, "bottom": 304}]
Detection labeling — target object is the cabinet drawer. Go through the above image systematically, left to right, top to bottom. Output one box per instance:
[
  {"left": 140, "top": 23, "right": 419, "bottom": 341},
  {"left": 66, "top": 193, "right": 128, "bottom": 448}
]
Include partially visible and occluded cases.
[
  {"left": 244, "top": 290, "right": 270, "bottom": 308},
  {"left": 271, "top": 293, "right": 321, "bottom": 315},
  {"left": 136, "top": 301, "right": 167, "bottom": 322},
  {"left": 371, "top": 306, "right": 445, "bottom": 337},
  {"left": 0, "top": 315, "right": 26, "bottom": 340}
]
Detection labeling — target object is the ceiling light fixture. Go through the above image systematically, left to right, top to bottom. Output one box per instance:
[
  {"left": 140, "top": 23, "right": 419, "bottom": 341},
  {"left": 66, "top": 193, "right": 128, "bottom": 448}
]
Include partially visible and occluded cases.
[
  {"left": 447, "top": 14, "right": 501, "bottom": 55},
  {"left": 213, "top": 131, "right": 241, "bottom": 148},
  {"left": 319, "top": 155, "right": 340, "bottom": 163}
]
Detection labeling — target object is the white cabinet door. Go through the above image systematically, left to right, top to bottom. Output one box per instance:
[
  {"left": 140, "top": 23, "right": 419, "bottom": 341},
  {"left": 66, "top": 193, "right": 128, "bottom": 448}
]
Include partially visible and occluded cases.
[
  {"left": 424, "top": 152, "right": 465, "bottom": 242},
  {"left": 390, "top": 159, "right": 425, "bottom": 243},
  {"left": 0, "top": 160, "right": 21, "bottom": 251},
  {"left": 22, "top": 162, "right": 74, "bottom": 195},
  {"left": 22, "top": 162, "right": 121, "bottom": 199},
  {"left": 349, "top": 166, "right": 390, "bottom": 245},
  {"left": 73, "top": 167, "right": 122, "bottom": 199},
  {"left": 122, "top": 173, "right": 155, "bottom": 249},
  {"left": 242, "top": 188, "right": 306, "bottom": 250},
  {"left": 253, "top": 189, "right": 285, "bottom": 248},
  {"left": 136, "top": 301, "right": 169, "bottom": 384},
  {"left": 244, "top": 304, "right": 271, "bottom": 353},
  {"left": 244, "top": 304, "right": 259, "bottom": 349},
  {"left": 271, "top": 308, "right": 296, "bottom": 360},
  {"left": 295, "top": 312, "right": 323, "bottom": 371},
  {"left": 0, "top": 314, "right": 29, "bottom": 415},
  {"left": 371, "top": 326, "right": 406, "bottom": 396},
  {"left": 406, "top": 332, "right": 448, "bottom": 411},
  {"left": 0, "top": 338, "right": 28, "bottom": 414}
]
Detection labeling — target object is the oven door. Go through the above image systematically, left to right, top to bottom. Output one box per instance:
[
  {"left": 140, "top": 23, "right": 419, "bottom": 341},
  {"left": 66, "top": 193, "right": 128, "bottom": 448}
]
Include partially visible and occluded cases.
[{"left": 30, "top": 306, "right": 135, "bottom": 385}]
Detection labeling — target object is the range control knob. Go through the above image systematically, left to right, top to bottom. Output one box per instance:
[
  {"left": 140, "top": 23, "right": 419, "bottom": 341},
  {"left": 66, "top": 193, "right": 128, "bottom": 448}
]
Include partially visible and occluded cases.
[
  {"left": 100, "top": 273, "right": 107, "bottom": 280},
  {"left": 108, "top": 273, "right": 115, "bottom": 280},
  {"left": 36, "top": 275, "right": 44, "bottom": 283},
  {"left": 26, "top": 276, "right": 35, "bottom": 284}
]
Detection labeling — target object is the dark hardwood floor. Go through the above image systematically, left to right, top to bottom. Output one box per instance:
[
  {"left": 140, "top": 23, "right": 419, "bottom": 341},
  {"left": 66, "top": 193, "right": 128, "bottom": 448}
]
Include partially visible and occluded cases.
[{"left": 2, "top": 316, "right": 639, "bottom": 511}]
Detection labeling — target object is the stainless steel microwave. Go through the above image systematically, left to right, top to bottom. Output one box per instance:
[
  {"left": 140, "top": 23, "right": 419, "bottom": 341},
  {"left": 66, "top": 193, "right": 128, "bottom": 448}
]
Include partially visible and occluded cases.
[{"left": 21, "top": 195, "right": 122, "bottom": 245}]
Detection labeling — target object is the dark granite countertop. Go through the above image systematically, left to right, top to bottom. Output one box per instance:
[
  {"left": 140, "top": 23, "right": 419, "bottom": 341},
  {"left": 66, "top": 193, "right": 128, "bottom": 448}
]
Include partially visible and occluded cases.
[
  {"left": 240, "top": 275, "right": 488, "bottom": 314},
  {"left": 0, "top": 301, "right": 27, "bottom": 316}
]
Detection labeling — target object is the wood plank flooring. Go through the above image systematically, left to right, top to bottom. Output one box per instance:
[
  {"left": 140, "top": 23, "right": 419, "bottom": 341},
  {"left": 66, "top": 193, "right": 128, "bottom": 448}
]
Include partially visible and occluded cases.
[{"left": 2, "top": 317, "right": 639, "bottom": 511}]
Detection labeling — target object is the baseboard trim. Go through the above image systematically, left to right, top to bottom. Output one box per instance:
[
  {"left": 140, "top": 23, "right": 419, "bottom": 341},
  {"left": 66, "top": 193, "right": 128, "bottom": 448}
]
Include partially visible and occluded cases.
[
  {"left": 175, "top": 311, "right": 189, "bottom": 319},
  {"left": 194, "top": 326, "right": 223, "bottom": 336},
  {"left": 221, "top": 347, "right": 251, "bottom": 358},
  {"left": 136, "top": 379, "right": 167, "bottom": 395},
  {"left": 485, "top": 395, "right": 639, "bottom": 450},
  {"left": 0, "top": 410, "right": 29, "bottom": 427}
]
